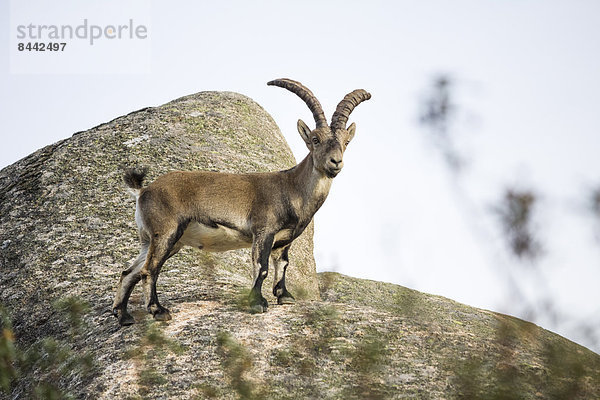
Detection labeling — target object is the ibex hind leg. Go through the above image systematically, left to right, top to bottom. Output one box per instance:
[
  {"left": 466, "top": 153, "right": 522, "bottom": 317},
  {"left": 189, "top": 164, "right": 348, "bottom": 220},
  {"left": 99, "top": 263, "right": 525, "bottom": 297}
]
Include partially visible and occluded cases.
[
  {"left": 141, "top": 228, "right": 184, "bottom": 321},
  {"left": 113, "top": 243, "right": 149, "bottom": 326}
]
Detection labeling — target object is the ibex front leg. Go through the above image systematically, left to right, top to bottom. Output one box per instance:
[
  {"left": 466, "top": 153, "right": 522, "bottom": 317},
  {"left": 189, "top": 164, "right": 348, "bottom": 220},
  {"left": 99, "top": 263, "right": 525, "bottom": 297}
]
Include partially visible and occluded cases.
[
  {"left": 249, "top": 233, "right": 274, "bottom": 313},
  {"left": 272, "top": 245, "right": 295, "bottom": 305}
]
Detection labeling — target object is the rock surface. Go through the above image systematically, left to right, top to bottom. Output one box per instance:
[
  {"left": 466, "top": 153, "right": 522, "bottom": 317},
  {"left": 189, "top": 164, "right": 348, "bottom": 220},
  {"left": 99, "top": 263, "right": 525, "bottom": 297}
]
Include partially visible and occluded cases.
[{"left": 1, "top": 92, "right": 599, "bottom": 399}]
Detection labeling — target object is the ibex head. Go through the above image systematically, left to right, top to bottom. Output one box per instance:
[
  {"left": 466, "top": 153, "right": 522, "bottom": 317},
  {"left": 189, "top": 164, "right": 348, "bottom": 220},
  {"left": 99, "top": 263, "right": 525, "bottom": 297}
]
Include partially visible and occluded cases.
[{"left": 268, "top": 79, "right": 371, "bottom": 178}]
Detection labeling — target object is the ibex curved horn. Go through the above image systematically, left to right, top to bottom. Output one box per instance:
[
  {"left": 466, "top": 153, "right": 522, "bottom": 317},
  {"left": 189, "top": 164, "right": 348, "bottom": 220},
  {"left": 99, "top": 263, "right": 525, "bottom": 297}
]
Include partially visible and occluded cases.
[
  {"left": 267, "top": 78, "right": 328, "bottom": 129},
  {"left": 330, "top": 89, "right": 372, "bottom": 131}
]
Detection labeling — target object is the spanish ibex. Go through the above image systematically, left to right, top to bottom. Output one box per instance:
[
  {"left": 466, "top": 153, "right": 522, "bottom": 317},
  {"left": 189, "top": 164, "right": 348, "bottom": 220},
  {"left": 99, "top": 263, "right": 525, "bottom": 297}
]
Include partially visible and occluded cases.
[{"left": 112, "top": 79, "right": 371, "bottom": 325}]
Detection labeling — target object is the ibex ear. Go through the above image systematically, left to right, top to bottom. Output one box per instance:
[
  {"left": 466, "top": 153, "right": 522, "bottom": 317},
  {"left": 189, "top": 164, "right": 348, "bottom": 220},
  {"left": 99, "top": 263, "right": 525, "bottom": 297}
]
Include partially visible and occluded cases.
[
  {"left": 297, "top": 119, "right": 312, "bottom": 149},
  {"left": 346, "top": 122, "right": 356, "bottom": 143}
]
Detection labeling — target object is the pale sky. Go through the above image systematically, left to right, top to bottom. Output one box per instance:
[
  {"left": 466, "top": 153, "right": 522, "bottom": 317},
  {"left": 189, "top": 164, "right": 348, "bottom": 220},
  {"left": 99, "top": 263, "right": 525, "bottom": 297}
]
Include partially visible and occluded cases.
[{"left": 2, "top": 0, "right": 600, "bottom": 352}]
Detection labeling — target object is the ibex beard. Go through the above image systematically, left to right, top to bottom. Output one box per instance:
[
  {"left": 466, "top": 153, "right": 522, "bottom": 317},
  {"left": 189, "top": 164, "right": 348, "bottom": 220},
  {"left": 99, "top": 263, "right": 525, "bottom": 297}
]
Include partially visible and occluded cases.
[{"left": 112, "top": 78, "right": 371, "bottom": 326}]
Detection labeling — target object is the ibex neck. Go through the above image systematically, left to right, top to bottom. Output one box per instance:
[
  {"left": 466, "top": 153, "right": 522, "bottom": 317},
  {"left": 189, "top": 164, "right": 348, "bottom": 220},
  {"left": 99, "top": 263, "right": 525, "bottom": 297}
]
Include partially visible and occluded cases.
[{"left": 288, "top": 154, "right": 333, "bottom": 217}]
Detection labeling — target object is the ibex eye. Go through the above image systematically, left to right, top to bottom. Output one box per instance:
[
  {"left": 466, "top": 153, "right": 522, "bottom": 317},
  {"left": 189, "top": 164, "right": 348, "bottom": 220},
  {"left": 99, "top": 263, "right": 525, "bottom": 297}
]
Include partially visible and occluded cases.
[
  {"left": 312, "top": 137, "right": 319, "bottom": 144},
  {"left": 344, "top": 141, "right": 349, "bottom": 146}
]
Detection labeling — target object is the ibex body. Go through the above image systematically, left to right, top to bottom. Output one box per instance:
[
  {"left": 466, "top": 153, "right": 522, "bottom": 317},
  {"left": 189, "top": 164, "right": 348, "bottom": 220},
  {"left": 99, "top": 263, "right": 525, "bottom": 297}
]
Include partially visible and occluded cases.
[{"left": 112, "top": 79, "right": 371, "bottom": 325}]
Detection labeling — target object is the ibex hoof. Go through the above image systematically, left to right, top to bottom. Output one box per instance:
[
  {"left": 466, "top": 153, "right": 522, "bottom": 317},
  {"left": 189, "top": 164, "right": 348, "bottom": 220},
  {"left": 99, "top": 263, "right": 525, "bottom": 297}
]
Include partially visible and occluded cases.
[
  {"left": 248, "top": 292, "right": 268, "bottom": 314},
  {"left": 277, "top": 295, "right": 296, "bottom": 305},
  {"left": 250, "top": 303, "right": 268, "bottom": 314},
  {"left": 152, "top": 307, "right": 172, "bottom": 321},
  {"left": 116, "top": 310, "right": 135, "bottom": 326}
]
